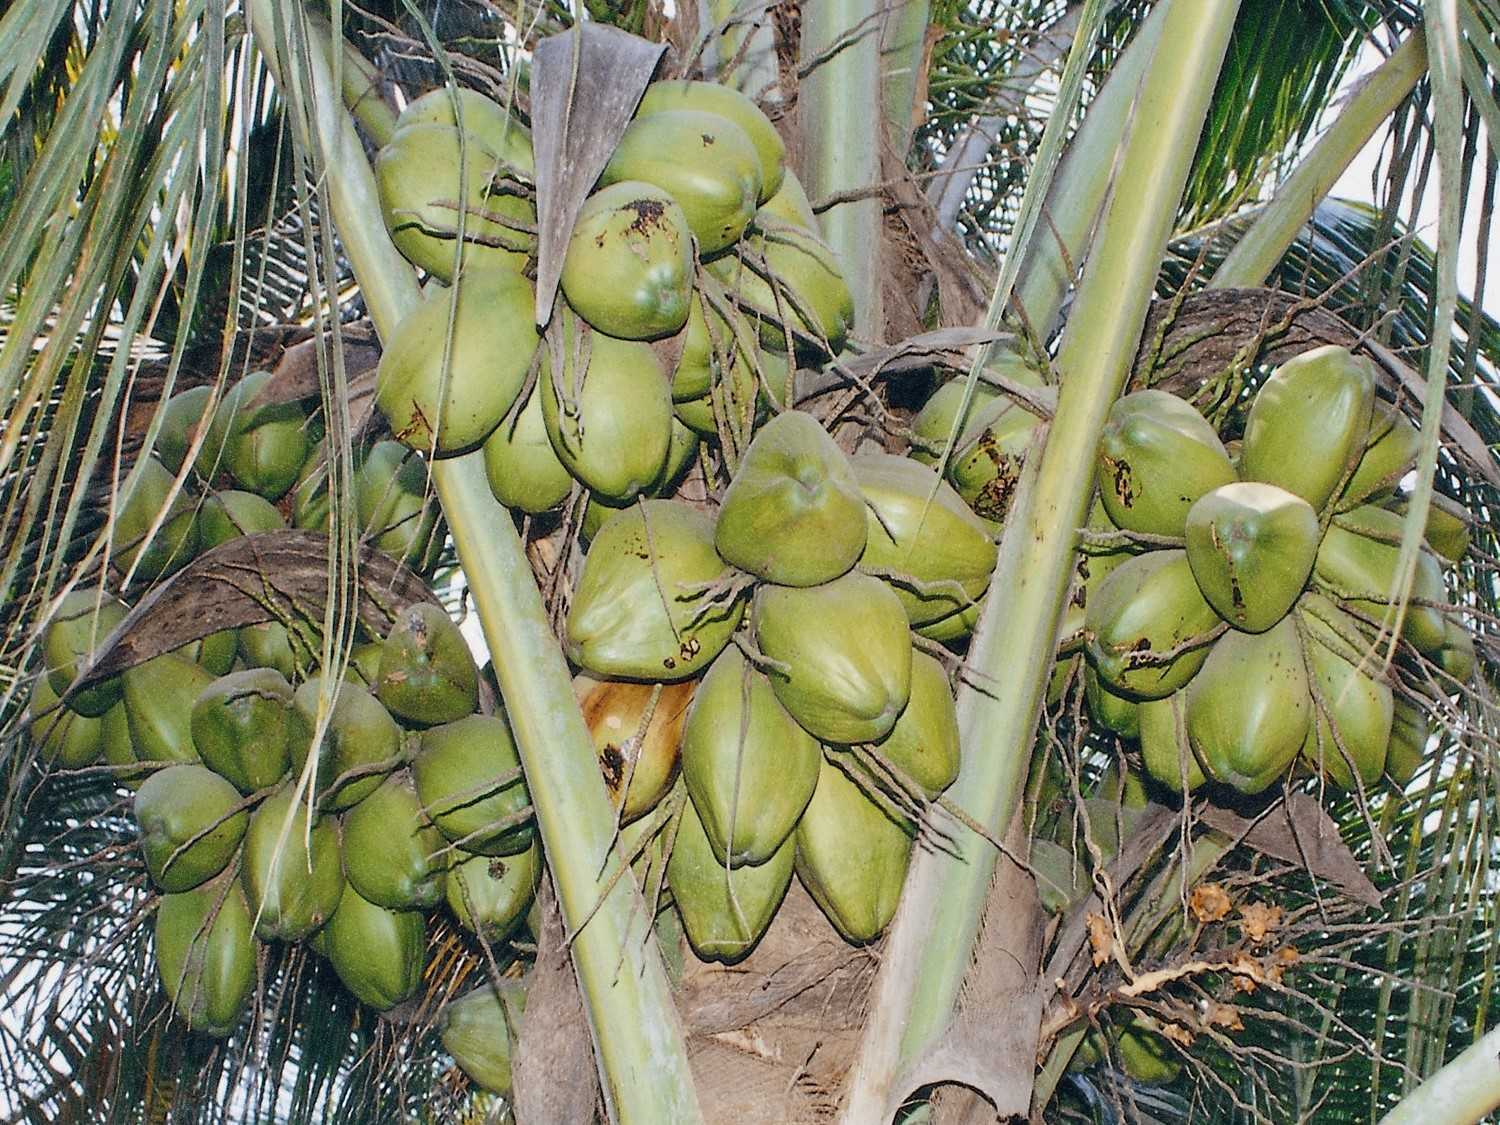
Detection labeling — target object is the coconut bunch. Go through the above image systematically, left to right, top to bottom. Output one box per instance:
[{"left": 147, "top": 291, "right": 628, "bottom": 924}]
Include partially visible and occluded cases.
[
  {"left": 370, "top": 81, "right": 855, "bottom": 523},
  {"left": 1060, "top": 345, "right": 1470, "bottom": 798},
  {"left": 561, "top": 410, "right": 997, "bottom": 955}
]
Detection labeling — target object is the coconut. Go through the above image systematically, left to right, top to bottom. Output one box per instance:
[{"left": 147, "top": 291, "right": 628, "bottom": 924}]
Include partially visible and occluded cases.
[
  {"left": 637, "top": 80, "right": 786, "bottom": 201},
  {"left": 398, "top": 87, "right": 524, "bottom": 148},
  {"left": 601, "top": 109, "right": 762, "bottom": 253},
  {"left": 375, "top": 116, "right": 535, "bottom": 281},
  {"left": 755, "top": 167, "right": 816, "bottom": 230},
  {"left": 560, "top": 182, "right": 693, "bottom": 340},
  {"left": 708, "top": 226, "right": 853, "bottom": 356},
  {"left": 376, "top": 270, "right": 539, "bottom": 456},
  {"left": 671, "top": 291, "right": 758, "bottom": 402},
  {"left": 540, "top": 315, "right": 673, "bottom": 503},
  {"left": 671, "top": 340, "right": 761, "bottom": 440},
  {"left": 1238, "top": 345, "right": 1376, "bottom": 514},
  {"left": 197, "top": 370, "right": 309, "bottom": 501},
  {"left": 908, "top": 380, "right": 1002, "bottom": 468},
  {"left": 482, "top": 383, "right": 573, "bottom": 515},
  {"left": 157, "top": 384, "right": 217, "bottom": 475},
  {"left": 944, "top": 388, "right": 1054, "bottom": 524},
  {"left": 1097, "top": 390, "right": 1237, "bottom": 537},
  {"left": 1339, "top": 403, "right": 1421, "bottom": 510},
  {"left": 715, "top": 411, "right": 867, "bottom": 585},
  {"left": 355, "top": 441, "right": 444, "bottom": 570},
  {"left": 113, "top": 456, "right": 199, "bottom": 584},
  {"left": 1184, "top": 482, "right": 1319, "bottom": 632},
  {"left": 197, "top": 489, "right": 285, "bottom": 550},
  {"left": 1389, "top": 492, "right": 1471, "bottom": 563},
  {"left": 566, "top": 500, "right": 746, "bottom": 682},
  {"left": 1315, "top": 506, "right": 1448, "bottom": 653},
  {"left": 1084, "top": 550, "right": 1220, "bottom": 699},
  {"left": 753, "top": 571, "right": 913, "bottom": 744},
  {"left": 43, "top": 588, "right": 128, "bottom": 716},
  {"left": 1297, "top": 593, "right": 1394, "bottom": 789},
  {"left": 914, "top": 597, "right": 985, "bottom": 644},
  {"left": 375, "top": 603, "right": 479, "bottom": 726},
  {"left": 1186, "top": 617, "right": 1311, "bottom": 794},
  {"left": 1437, "top": 618, "right": 1476, "bottom": 684},
  {"left": 235, "top": 622, "right": 296, "bottom": 680},
  {"left": 176, "top": 629, "right": 239, "bottom": 676},
  {"left": 680, "top": 646, "right": 820, "bottom": 865},
  {"left": 873, "top": 651, "right": 960, "bottom": 798},
  {"left": 123, "top": 653, "right": 216, "bottom": 763},
  {"left": 190, "top": 668, "right": 296, "bottom": 793},
  {"left": 1084, "top": 668, "right": 1141, "bottom": 740},
  {"left": 27, "top": 674, "right": 103, "bottom": 768},
  {"left": 576, "top": 675, "right": 693, "bottom": 823},
  {"left": 290, "top": 677, "right": 403, "bottom": 810},
  {"left": 1137, "top": 692, "right": 1205, "bottom": 793},
  {"left": 1384, "top": 699, "right": 1430, "bottom": 786},
  {"left": 101, "top": 702, "right": 148, "bottom": 788},
  {"left": 413, "top": 713, "right": 533, "bottom": 857},
  {"left": 794, "top": 755, "right": 913, "bottom": 943},
  {"left": 134, "top": 764, "right": 248, "bottom": 891},
  {"left": 341, "top": 772, "right": 447, "bottom": 910},
  {"left": 239, "top": 785, "right": 345, "bottom": 940},
  {"left": 668, "top": 799, "right": 794, "bottom": 963},
  {"left": 1029, "top": 838, "right": 1088, "bottom": 915},
  {"left": 445, "top": 843, "right": 541, "bottom": 940},
  {"left": 155, "top": 875, "right": 257, "bottom": 1036},
  {"left": 324, "top": 886, "right": 426, "bottom": 1010},
  {"left": 441, "top": 981, "right": 526, "bottom": 1095},
  {"left": 1115, "top": 1024, "right": 1181, "bottom": 1085}
]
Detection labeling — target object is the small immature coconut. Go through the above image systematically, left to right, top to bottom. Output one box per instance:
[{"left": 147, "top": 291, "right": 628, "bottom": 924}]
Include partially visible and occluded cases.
[
  {"left": 708, "top": 226, "right": 854, "bottom": 355},
  {"left": 942, "top": 388, "right": 1054, "bottom": 524},
  {"left": 1338, "top": 403, "right": 1421, "bottom": 510},
  {"left": 355, "top": 441, "right": 444, "bottom": 570},
  {"left": 113, "top": 456, "right": 199, "bottom": 584},
  {"left": 196, "top": 490, "right": 285, "bottom": 550},
  {"left": 1314, "top": 505, "right": 1447, "bottom": 654},
  {"left": 1296, "top": 594, "right": 1394, "bottom": 790},
  {"left": 873, "top": 651, "right": 960, "bottom": 798},
  {"left": 124, "top": 653, "right": 216, "bottom": 764},
  {"left": 27, "top": 675, "right": 104, "bottom": 768},
  {"left": 290, "top": 677, "right": 403, "bottom": 810},
  {"left": 1137, "top": 691, "right": 1205, "bottom": 793},
  {"left": 1384, "top": 699, "right": 1430, "bottom": 786},
  {"left": 668, "top": 800, "right": 794, "bottom": 963}
]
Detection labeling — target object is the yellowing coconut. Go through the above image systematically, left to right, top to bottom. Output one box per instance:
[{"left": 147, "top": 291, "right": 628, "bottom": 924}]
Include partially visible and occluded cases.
[{"left": 576, "top": 675, "right": 694, "bottom": 823}]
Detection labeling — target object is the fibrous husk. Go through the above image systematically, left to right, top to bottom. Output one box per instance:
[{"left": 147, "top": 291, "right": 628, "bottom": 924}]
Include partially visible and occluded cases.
[
  {"left": 636, "top": 80, "right": 786, "bottom": 202},
  {"left": 601, "top": 109, "right": 762, "bottom": 254},
  {"left": 560, "top": 181, "right": 694, "bottom": 341},
  {"left": 376, "top": 269, "right": 539, "bottom": 456},
  {"left": 1238, "top": 344, "right": 1375, "bottom": 514},
  {"left": 482, "top": 382, "right": 574, "bottom": 515},
  {"left": 1096, "top": 390, "right": 1236, "bottom": 537},
  {"left": 1338, "top": 403, "right": 1421, "bottom": 510},
  {"left": 714, "top": 411, "right": 868, "bottom": 587},
  {"left": 355, "top": 440, "right": 444, "bottom": 570},
  {"left": 853, "top": 452, "right": 997, "bottom": 626},
  {"left": 113, "top": 456, "right": 199, "bottom": 584},
  {"left": 1184, "top": 481, "right": 1319, "bottom": 633},
  {"left": 197, "top": 490, "right": 286, "bottom": 550},
  {"left": 566, "top": 500, "right": 746, "bottom": 682},
  {"left": 1314, "top": 505, "right": 1448, "bottom": 653},
  {"left": 1084, "top": 550, "right": 1220, "bottom": 700},
  {"left": 753, "top": 571, "right": 913, "bottom": 744},
  {"left": 44, "top": 588, "right": 129, "bottom": 716},
  {"left": 1297, "top": 593, "right": 1394, "bottom": 790},
  {"left": 376, "top": 602, "right": 480, "bottom": 726},
  {"left": 1186, "top": 617, "right": 1311, "bottom": 794},
  {"left": 680, "top": 645, "right": 821, "bottom": 866},
  {"left": 874, "top": 650, "right": 960, "bottom": 798},
  {"left": 124, "top": 653, "right": 216, "bottom": 763},
  {"left": 190, "top": 668, "right": 296, "bottom": 793},
  {"left": 27, "top": 675, "right": 104, "bottom": 768},
  {"left": 575, "top": 675, "right": 693, "bottom": 823},
  {"left": 290, "top": 677, "right": 402, "bottom": 810},
  {"left": 1137, "top": 691, "right": 1205, "bottom": 793},
  {"left": 412, "top": 713, "right": 533, "bottom": 857},
  {"left": 794, "top": 754, "right": 913, "bottom": 943},
  {"left": 134, "top": 764, "right": 248, "bottom": 892},
  {"left": 340, "top": 772, "right": 447, "bottom": 910},
  {"left": 239, "top": 784, "right": 345, "bottom": 941},
  {"left": 669, "top": 799, "right": 795, "bottom": 963},
  {"left": 445, "top": 844, "right": 541, "bottom": 941},
  {"left": 155, "top": 874, "right": 257, "bottom": 1037},
  {"left": 324, "top": 885, "right": 426, "bottom": 1011},
  {"left": 441, "top": 981, "right": 527, "bottom": 1095}
]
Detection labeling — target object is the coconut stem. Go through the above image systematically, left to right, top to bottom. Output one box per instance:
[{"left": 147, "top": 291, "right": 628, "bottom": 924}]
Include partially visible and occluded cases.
[{"left": 1379, "top": 1022, "right": 1500, "bottom": 1124}]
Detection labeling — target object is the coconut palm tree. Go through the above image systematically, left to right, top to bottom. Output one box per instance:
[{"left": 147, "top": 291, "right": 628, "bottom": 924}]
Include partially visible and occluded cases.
[{"left": 1, "top": 0, "right": 1498, "bottom": 1121}]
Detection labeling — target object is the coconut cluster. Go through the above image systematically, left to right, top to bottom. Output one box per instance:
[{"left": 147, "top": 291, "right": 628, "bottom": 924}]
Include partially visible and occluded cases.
[
  {"left": 371, "top": 82, "right": 853, "bottom": 515},
  {"left": 1053, "top": 345, "right": 1471, "bottom": 797},
  {"left": 30, "top": 592, "right": 538, "bottom": 1059}
]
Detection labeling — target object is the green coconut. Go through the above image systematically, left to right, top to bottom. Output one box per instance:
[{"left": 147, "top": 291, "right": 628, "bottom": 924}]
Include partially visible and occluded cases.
[
  {"left": 637, "top": 80, "right": 786, "bottom": 201},
  {"left": 398, "top": 87, "right": 523, "bottom": 146},
  {"left": 601, "top": 109, "right": 761, "bottom": 254},
  {"left": 375, "top": 116, "right": 535, "bottom": 281},
  {"left": 755, "top": 169, "right": 815, "bottom": 232},
  {"left": 560, "top": 182, "right": 693, "bottom": 340},
  {"left": 709, "top": 225, "right": 854, "bottom": 355},
  {"left": 376, "top": 270, "right": 539, "bottom": 456},
  {"left": 672, "top": 291, "right": 751, "bottom": 402},
  {"left": 540, "top": 316, "right": 673, "bottom": 503},
  {"left": 671, "top": 340, "right": 761, "bottom": 440},
  {"left": 1238, "top": 345, "right": 1376, "bottom": 514},
  {"left": 908, "top": 380, "right": 1002, "bottom": 467},
  {"left": 482, "top": 383, "right": 574, "bottom": 515},
  {"left": 158, "top": 384, "right": 223, "bottom": 477},
  {"left": 944, "top": 388, "right": 1054, "bottom": 523},
  {"left": 1097, "top": 390, "right": 1237, "bottom": 537},
  {"left": 1339, "top": 403, "right": 1421, "bottom": 510},
  {"left": 225, "top": 405, "right": 310, "bottom": 503},
  {"left": 715, "top": 411, "right": 867, "bottom": 585},
  {"left": 355, "top": 441, "right": 444, "bottom": 570},
  {"left": 853, "top": 452, "right": 997, "bottom": 625},
  {"left": 113, "top": 455, "right": 199, "bottom": 584},
  {"left": 1184, "top": 481, "right": 1320, "bottom": 632},
  {"left": 197, "top": 489, "right": 285, "bottom": 550},
  {"left": 1385, "top": 492, "right": 1470, "bottom": 564},
  {"left": 566, "top": 500, "right": 746, "bottom": 682},
  {"left": 1315, "top": 506, "right": 1448, "bottom": 653},
  {"left": 1084, "top": 550, "right": 1221, "bottom": 700},
  {"left": 753, "top": 571, "right": 913, "bottom": 744},
  {"left": 43, "top": 588, "right": 128, "bottom": 716},
  {"left": 1297, "top": 593, "right": 1394, "bottom": 789},
  {"left": 914, "top": 597, "right": 985, "bottom": 644},
  {"left": 376, "top": 603, "right": 479, "bottom": 726},
  {"left": 1186, "top": 616, "right": 1311, "bottom": 794},
  {"left": 1437, "top": 618, "right": 1476, "bottom": 684},
  {"left": 235, "top": 622, "right": 295, "bottom": 680},
  {"left": 175, "top": 629, "right": 239, "bottom": 677},
  {"left": 680, "top": 646, "right": 820, "bottom": 866},
  {"left": 874, "top": 651, "right": 960, "bottom": 798},
  {"left": 123, "top": 653, "right": 215, "bottom": 764},
  {"left": 190, "top": 668, "right": 296, "bottom": 793},
  {"left": 1084, "top": 668, "right": 1141, "bottom": 740},
  {"left": 28, "top": 674, "right": 104, "bottom": 768},
  {"left": 576, "top": 675, "right": 693, "bottom": 823},
  {"left": 290, "top": 677, "right": 403, "bottom": 810},
  {"left": 1137, "top": 691, "right": 1205, "bottom": 793},
  {"left": 1384, "top": 699, "right": 1430, "bottom": 786},
  {"left": 101, "top": 702, "right": 149, "bottom": 788},
  {"left": 413, "top": 713, "right": 533, "bottom": 856},
  {"left": 795, "top": 755, "right": 913, "bottom": 943},
  {"left": 134, "top": 764, "right": 248, "bottom": 891},
  {"left": 342, "top": 773, "right": 446, "bottom": 911},
  {"left": 239, "top": 785, "right": 345, "bottom": 940},
  {"left": 668, "top": 799, "right": 794, "bottom": 962},
  {"left": 1029, "top": 837, "right": 1088, "bottom": 915},
  {"left": 445, "top": 843, "right": 540, "bottom": 940},
  {"left": 155, "top": 875, "right": 257, "bottom": 1036},
  {"left": 324, "top": 886, "right": 426, "bottom": 1010},
  {"left": 441, "top": 981, "right": 526, "bottom": 1095},
  {"left": 1115, "top": 1025, "right": 1182, "bottom": 1085}
]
